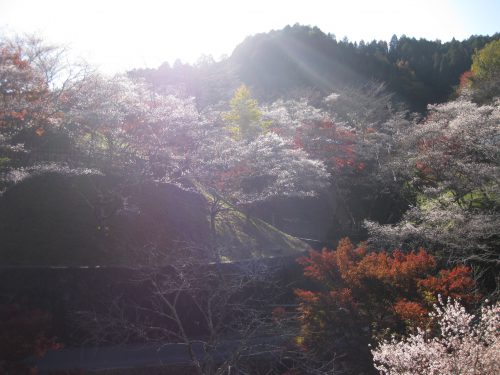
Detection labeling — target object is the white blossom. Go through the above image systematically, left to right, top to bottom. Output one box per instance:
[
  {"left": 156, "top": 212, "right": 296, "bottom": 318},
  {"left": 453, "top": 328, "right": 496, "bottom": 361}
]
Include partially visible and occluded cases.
[
  {"left": 367, "top": 98, "right": 500, "bottom": 268},
  {"left": 372, "top": 297, "right": 500, "bottom": 375}
]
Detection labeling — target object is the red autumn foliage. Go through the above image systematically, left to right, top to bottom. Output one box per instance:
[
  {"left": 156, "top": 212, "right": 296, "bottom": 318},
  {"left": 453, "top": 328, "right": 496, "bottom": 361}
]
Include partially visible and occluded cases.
[
  {"left": 0, "top": 44, "right": 50, "bottom": 130},
  {"left": 459, "top": 70, "right": 473, "bottom": 92},
  {"left": 294, "top": 119, "right": 361, "bottom": 172},
  {"left": 357, "top": 162, "right": 366, "bottom": 171},
  {"left": 213, "top": 163, "right": 254, "bottom": 192},
  {"left": 295, "top": 238, "right": 479, "bottom": 361},
  {"left": 418, "top": 265, "right": 478, "bottom": 304},
  {"left": 294, "top": 289, "right": 320, "bottom": 303},
  {"left": 393, "top": 299, "right": 429, "bottom": 326},
  {"left": 0, "top": 304, "right": 61, "bottom": 374}
]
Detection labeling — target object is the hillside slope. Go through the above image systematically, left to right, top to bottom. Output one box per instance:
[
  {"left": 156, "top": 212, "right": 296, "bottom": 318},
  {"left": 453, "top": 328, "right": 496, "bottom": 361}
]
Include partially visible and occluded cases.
[
  {"left": 230, "top": 25, "right": 498, "bottom": 108},
  {"left": 0, "top": 173, "right": 306, "bottom": 266}
]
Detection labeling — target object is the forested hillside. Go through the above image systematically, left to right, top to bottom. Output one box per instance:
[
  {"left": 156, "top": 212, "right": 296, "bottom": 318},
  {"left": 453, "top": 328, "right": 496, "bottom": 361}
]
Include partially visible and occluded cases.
[{"left": 131, "top": 24, "right": 499, "bottom": 109}]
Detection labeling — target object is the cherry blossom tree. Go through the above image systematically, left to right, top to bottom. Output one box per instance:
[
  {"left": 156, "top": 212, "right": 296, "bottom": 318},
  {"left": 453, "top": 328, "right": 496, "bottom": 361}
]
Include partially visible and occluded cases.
[
  {"left": 0, "top": 35, "right": 93, "bottom": 192},
  {"left": 64, "top": 74, "right": 206, "bottom": 180},
  {"left": 261, "top": 88, "right": 412, "bottom": 237},
  {"left": 186, "top": 91, "right": 331, "bottom": 227},
  {"left": 365, "top": 98, "right": 500, "bottom": 290},
  {"left": 371, "top": 297, "right": 500, "bottom": 375}
]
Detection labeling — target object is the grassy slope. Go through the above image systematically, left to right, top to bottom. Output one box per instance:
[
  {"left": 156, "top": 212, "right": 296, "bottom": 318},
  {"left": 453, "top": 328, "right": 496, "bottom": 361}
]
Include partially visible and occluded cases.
[{"left": 186, "top": 181, "right": 307, "bottom": 262}]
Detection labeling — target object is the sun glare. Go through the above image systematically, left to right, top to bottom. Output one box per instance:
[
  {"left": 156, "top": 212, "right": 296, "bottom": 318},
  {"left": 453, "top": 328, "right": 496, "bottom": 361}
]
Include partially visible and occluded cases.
[
  {"left": 0, "top": 0, "right": 498, "bottom": 373},
  {"left": 1, "top": 0, "right": 497, "bottom": 74}
]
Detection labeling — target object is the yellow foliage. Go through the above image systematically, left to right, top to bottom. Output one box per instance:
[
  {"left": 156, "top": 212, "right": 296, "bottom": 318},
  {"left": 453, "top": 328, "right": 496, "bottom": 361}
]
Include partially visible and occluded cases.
[
  {"left": 471, "top": 40, "right": 500, "bottom": 81},
  {"left": 223, "top": 85, "right": 266, "bottom": 140}
]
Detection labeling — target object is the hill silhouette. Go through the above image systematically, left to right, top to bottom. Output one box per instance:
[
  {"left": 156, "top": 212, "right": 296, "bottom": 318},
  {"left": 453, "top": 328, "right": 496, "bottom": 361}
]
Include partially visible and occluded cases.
[{"left": 130, "top": 24, "right": 499, "bottom": 110}]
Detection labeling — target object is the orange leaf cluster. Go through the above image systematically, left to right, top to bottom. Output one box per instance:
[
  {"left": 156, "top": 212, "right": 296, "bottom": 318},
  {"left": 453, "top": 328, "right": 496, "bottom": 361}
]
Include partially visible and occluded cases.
[
  {"left": 0, "top": 44, "right": 50, "bottom": 129},
  {"left": 459, "top": 70, "right": 473, "bottom": 91},
  {"left": 294, "top": 119, "right": 362, "bottom": 172},
  {"left": 295, "top": 238, "right": 479, "bottom": 357},
  {"left": 418, "top": 265, "right": 478, "bottom": 304},
  {"left": 393, "top": 299, "right": 429, "bottom": 326}
]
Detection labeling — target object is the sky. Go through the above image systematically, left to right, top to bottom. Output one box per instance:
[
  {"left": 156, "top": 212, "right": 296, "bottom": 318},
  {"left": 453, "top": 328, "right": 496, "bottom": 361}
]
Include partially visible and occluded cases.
[{"left": 0, "top": 0, "right": 498, "bottom": 74}]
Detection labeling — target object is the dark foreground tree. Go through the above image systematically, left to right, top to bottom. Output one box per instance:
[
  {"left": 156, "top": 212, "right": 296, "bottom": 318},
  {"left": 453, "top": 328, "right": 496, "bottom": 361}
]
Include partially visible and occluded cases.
[{"left": 75, "top": 258, "right": 305, "bottom": 375}]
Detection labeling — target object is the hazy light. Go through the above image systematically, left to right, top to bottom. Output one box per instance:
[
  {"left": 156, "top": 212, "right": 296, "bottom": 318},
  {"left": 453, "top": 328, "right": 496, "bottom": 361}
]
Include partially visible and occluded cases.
[{"left": 0, "top": 0, "right": 498, "bottom": 74}]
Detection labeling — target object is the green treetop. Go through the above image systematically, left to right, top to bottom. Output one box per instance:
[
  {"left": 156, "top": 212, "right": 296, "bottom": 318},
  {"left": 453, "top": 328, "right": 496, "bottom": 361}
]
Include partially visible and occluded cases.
[
  {"left": 470, "top": 39, "right": 500, "bottom": 101},
  {"left": 471, "top": 39, "right": 500, "bottom": 81},
  {"left": 224, "top": 85, "right": 268, "bottom": 140}
]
